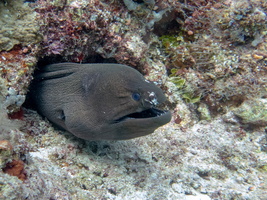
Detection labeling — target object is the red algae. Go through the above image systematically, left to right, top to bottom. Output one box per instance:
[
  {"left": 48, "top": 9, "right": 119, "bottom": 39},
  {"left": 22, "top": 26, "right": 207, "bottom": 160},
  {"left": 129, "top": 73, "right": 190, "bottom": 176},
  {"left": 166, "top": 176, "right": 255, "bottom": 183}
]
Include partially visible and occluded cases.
[
  {"left": 8, "top": 107, "right": 24, "bottom": 120},
  {"left": 3, "top": 160, "right": 27, "bottom": 181}
]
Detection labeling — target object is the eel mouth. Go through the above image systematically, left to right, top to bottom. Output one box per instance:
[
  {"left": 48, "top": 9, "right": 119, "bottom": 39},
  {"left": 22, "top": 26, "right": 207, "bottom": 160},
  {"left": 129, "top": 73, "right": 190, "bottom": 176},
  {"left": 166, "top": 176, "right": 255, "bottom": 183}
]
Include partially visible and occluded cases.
[{"left": 114, "top": 108, "right": 169, "bottom": 123}]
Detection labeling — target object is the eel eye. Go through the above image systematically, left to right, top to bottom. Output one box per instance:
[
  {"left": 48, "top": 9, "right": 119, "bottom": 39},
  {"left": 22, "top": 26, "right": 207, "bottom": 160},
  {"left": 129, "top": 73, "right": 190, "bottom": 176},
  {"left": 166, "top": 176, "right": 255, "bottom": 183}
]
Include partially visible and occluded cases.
[{"left": 132, "top": 92, "right": 141, "bottom": 101}]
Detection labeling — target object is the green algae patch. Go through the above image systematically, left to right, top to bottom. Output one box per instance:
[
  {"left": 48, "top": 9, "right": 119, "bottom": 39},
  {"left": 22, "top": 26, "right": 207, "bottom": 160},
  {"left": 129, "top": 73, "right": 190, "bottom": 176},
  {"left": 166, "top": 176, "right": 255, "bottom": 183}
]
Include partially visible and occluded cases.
[
  {"left": 160, "top": 35, "right": 184, "bottom": 50},
  {"left": 169, "top": 69, "right": 201, "bottom": 104},
  {"left": 169, "top": 76, "right": 201, "bottom": 104},
  {"left": 169, "top": 77, "right": 186, "bottom": 89},
  {"left": 233, "top": 99, "right": 267, "bottom": 126},
  {"left": 197, "top": 103, "right": 211, "bottom": 121},
  {"left": 258, "top": 164, "right": 267, "bottom": 173}
]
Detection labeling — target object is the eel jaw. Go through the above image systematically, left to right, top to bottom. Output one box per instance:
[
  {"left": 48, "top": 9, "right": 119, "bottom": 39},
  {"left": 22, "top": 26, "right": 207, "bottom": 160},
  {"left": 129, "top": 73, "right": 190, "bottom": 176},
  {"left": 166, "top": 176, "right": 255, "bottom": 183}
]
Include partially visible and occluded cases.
[
  {"left": 109, "top": 107, "right": 172, "bottom": 140},
  {"left": 114, "top": 108, "right": 170, "bottom": 123}
]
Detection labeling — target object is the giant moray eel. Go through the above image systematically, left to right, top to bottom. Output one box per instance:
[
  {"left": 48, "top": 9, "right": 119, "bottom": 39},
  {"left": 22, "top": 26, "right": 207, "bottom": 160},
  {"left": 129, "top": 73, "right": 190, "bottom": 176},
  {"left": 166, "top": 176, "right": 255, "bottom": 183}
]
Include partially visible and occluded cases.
[{"left": 30, "top": 63, "right": 171, "bottom": 140}]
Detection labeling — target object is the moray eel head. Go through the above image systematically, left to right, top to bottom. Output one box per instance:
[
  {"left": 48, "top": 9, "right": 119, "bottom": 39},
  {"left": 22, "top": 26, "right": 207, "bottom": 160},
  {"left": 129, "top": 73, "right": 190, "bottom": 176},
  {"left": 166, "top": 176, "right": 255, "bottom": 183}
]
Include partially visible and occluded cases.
[{"left": 31, "top": 63, "right": 171, "bottom": 140}]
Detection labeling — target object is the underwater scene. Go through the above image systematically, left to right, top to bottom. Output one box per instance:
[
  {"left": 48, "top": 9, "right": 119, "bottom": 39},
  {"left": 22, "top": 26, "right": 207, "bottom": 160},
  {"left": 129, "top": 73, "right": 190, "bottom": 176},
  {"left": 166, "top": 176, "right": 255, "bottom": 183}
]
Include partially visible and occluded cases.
[{"left": 0, "top": 0, "right": 266, "bottom": 199}]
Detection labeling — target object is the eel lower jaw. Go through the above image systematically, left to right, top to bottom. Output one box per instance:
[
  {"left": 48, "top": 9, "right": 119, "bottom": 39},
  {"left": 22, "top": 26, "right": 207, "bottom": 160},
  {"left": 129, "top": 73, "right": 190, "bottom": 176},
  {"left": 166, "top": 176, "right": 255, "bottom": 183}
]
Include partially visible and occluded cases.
[{"left": 113, "top": 108, "right": 170, "bottom": 123}]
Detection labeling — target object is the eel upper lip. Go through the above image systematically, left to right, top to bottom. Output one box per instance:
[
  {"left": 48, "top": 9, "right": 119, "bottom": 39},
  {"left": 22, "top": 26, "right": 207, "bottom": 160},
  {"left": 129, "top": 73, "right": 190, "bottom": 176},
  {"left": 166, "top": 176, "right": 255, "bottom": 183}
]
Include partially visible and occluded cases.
[{"left": 113, "top": 108, "right": 169, "bottom": 123}]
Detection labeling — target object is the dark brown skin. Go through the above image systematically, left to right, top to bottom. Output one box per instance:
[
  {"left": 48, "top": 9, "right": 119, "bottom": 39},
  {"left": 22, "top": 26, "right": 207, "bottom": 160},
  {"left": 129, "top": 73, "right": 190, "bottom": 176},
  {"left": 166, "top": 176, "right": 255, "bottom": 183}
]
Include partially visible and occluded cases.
[{"left": 30, "top": 63, "right": 171, "bottom": 140}]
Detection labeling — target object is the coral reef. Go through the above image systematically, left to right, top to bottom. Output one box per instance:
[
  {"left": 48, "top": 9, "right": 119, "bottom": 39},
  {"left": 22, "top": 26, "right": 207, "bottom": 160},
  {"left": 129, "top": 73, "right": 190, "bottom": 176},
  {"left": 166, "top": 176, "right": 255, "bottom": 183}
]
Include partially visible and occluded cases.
[
  {"left": 0, "top": 0, "right": 266, "bottom": 199},
  {"left": 0, "top": 0, "right": 40, "bottom": 52},
  {"left": 0, "top": 0, "right": 40, "bottom": 113},
  {"left": 35, "top": 0, "right": 149, "bottom": 67},
  {"left": 159, "top": 0, "right": 267, "bottom": 119},
  {"left": 0, "top": 46, "right": 38, "bottom": 112},
  {"left": 0, "top": 109, "right": 266, "bottom": 199}
]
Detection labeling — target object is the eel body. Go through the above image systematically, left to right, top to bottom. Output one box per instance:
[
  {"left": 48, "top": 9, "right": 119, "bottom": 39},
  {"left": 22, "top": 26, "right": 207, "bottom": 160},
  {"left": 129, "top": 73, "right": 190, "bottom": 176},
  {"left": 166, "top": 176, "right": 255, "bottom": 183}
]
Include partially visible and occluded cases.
[{"left": 30, "top": 63, "right": 171, "bottom": 140}]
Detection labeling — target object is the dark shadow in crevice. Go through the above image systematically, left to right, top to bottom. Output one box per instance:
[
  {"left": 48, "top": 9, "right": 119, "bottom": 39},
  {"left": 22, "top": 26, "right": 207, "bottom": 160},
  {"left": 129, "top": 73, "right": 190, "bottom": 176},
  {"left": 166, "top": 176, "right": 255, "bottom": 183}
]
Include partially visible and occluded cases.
[
  {"left": 152, "top": 10, "right": 185, "bottom": 37},
  {"left": 36, "top": 54, "right": 118, "bottom": 69}
]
